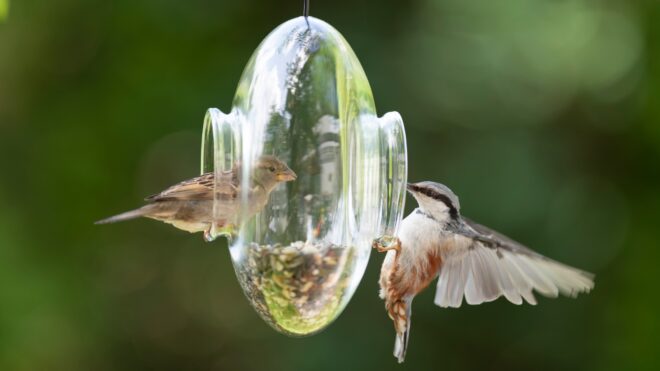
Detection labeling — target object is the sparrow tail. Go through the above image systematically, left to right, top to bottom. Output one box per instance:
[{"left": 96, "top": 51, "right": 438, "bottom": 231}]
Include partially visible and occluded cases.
[
  {"left": 95, "top": 206, "right": 152, "bottom": 224},
  {"left": 392, "top": 298, "right": 413, "bottom": 363}
]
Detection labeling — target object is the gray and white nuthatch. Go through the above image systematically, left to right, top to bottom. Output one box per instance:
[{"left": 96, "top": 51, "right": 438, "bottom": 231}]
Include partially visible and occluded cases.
[{"left": 374, "top": 181, "right": 595, "bottom": 363}]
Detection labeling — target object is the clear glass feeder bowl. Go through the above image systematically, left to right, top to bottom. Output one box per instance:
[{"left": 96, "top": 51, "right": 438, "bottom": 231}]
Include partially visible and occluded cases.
[{"left": 201, "top": 16, "right": 407, "bottom": 336}]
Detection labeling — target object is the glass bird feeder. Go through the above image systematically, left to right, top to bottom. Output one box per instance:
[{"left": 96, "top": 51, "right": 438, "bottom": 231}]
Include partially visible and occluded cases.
[{"left": 201, "top": 16, "right": 407, "bottom": 336}]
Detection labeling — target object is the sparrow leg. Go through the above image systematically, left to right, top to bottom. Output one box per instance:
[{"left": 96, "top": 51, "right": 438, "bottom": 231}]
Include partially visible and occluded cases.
[
  {"left": 204, "top": 221, "right": 236, "bottom": 242},
  {"left": 204, "top": 228, "right": 214, "bottom": 242},
  {"left": 372, "top": 236, "right": 401, "bottom": 254}
]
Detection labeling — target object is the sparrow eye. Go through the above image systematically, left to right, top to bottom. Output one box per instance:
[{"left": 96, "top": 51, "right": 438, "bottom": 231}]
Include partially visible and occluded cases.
[{"left": 268, "top": 166, "right": 276, "bottom": 172}]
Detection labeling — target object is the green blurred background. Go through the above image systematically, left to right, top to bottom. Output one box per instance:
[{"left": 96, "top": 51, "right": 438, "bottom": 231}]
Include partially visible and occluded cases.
[{"left": 1, "top": 0, "right": 658, "bottom": 370}]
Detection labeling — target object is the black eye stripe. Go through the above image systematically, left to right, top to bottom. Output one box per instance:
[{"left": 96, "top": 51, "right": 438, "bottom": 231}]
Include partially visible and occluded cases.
[{"left": 410, "top": 184, "right": 459, "bottom": 219}]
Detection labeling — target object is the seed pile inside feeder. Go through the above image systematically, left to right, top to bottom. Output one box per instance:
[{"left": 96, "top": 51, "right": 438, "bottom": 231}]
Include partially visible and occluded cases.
[{"left": 235, "top": 241, "right": 353, "bottom": 335}]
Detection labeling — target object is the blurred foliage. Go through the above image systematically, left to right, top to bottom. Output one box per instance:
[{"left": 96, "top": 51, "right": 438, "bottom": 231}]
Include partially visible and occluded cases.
[
  {"left": 0, "top": 0, "right": 659, "bottom": 370},
  {"left": 0, "top": 1, "right": 7, "bottom": 23}
]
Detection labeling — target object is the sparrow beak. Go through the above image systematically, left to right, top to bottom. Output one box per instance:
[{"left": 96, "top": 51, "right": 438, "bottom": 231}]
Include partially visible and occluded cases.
[{"left": 276, "top": 168, "right": 297, "bottom": 182}]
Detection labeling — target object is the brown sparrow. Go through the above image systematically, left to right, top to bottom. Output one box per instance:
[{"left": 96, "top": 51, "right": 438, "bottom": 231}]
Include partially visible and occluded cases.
[
  {"left": 96, "top": 155, "right": 296, "bottom": 241},
  {"left": 373, "top": 181, "right": 594, "bottom": 363}
]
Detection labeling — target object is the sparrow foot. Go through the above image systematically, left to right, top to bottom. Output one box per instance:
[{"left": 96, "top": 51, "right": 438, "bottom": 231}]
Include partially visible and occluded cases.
[
  {"left": 204, "top": 223, "right": 236, "bottom": 242},
  {"left": 204, "top": 228, "right": 215, "bottom": 242},
  {"left": 372, "top": 236, "right": 401, "bottom": 253}
]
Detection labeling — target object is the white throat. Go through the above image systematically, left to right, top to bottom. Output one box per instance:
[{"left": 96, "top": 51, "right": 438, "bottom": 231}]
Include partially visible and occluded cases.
[{"left": 414, "top": 194, "right": 452, "bottom": 223}]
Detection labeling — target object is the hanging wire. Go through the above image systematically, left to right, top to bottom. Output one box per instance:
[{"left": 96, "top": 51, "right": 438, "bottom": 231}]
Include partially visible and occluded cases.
[
  {"left": 303, "top": 0, "right": 310, "bottom": 28},
  {"left": 303, "top": 0, "right": 310, "bottom": 18}
]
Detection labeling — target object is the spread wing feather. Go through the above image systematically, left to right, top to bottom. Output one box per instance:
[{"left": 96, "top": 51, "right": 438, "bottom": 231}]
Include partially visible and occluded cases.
[{"left": 434, "top": 218, "right": 594, "bottom": 308}]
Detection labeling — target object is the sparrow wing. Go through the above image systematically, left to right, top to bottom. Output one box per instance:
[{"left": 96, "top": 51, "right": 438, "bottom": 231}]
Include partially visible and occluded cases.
[
  {"left": 145, "top": 171, "right": 238, "bottom": 202},
  {"left": 434, "top": 217, "right": 594, "bottom": 308}
]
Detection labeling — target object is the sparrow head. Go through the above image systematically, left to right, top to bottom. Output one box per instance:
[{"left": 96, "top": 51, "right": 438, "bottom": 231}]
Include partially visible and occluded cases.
[
  {"left": 253, "top": 155, "right": 297, "bottom": 190},
  {"left": 407, "top": 181, "right": 460, "bottom": 221}
]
